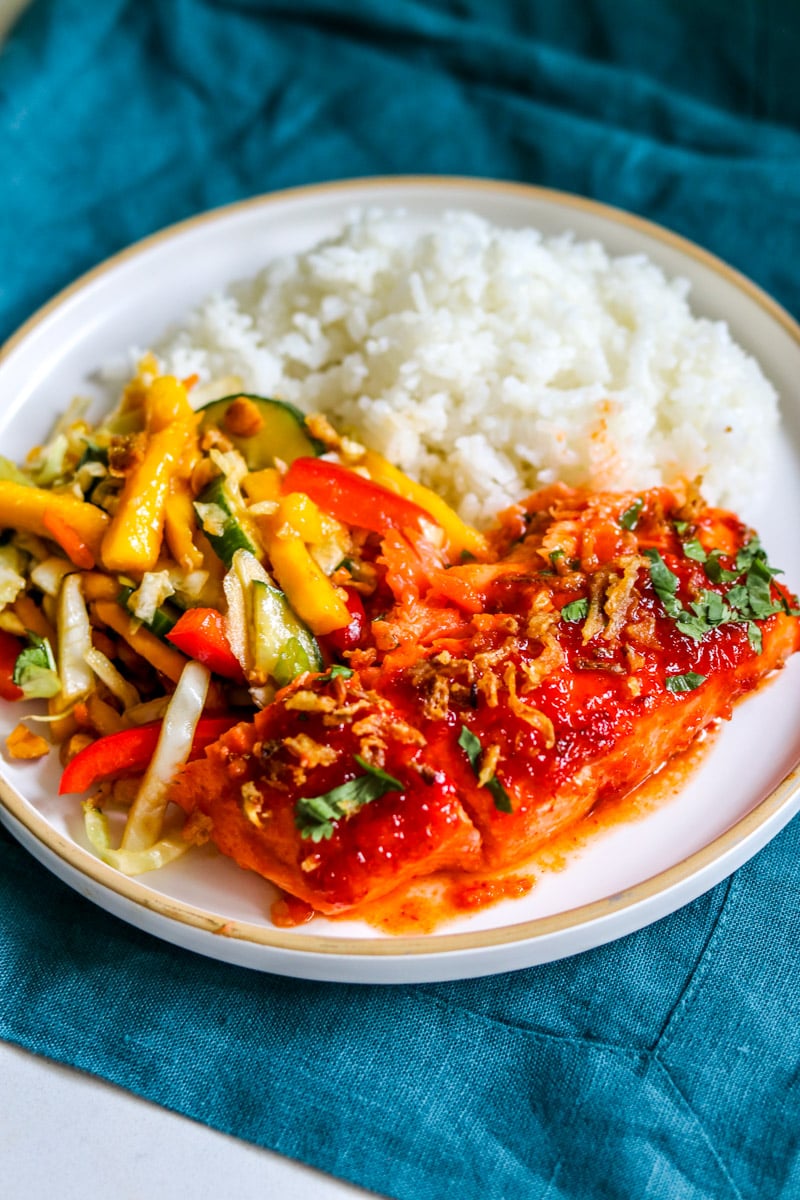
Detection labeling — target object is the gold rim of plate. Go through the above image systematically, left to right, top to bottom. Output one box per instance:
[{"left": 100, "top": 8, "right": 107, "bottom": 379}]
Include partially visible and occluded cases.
[{"left": 2, "top": 175, "right": 800, "bottom": 960}]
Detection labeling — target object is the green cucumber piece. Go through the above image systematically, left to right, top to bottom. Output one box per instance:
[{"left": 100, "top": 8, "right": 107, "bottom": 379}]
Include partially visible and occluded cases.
[
  {"left": 198, "top": 394, "right": 323, "bottom": 470},
  {"left": 194, "top": 475, "right": 261, "bottom": 566},
  {"left": 251, "top": 579, "right": 323, "bottom": 687},
  {"left": 117, "top": 586, "right": 180, "bottom": 639}
]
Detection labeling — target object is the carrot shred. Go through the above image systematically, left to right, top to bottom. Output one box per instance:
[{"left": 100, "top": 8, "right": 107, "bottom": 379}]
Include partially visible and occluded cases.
[{"left": 42, "top": 507, "right": 96, "bottom": 569}]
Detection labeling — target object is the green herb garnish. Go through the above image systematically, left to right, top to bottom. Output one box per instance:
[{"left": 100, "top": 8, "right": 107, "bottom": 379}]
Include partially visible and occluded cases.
[
  {"left": 619, "top": 498, "right": 644, "bottom": 531},
  {"left": 645, "top": 538, "right": 793, "bottom": 645},
  {"left": 682, "top": 539, "right": 707, "bottom": 563},
  {"left": 549, "top": 549, "right": 565, "bottom": 565},
  {"left": 643, "top": 549, "right": 683, "bottom": 620},
  {"left": 704, "top": 551, "right": 741, "bottom": 585},
  {"left": 561, "top": 598, "right": 589, "bottom": 623},
  {"left": 747, "top": 622, "right": 763, "bottom": 653},
  {"left": 12, "top": 633, "right": 61, "bottom": 699},
  {"left": 315, "top": 664, "right": 354, "bottom": 685},
  {"left": 665, "top": 672, "right": 706, "bottom": 694},
  {"left": 458, "top": 725, "right": 513, "bottom": 814},
  {"left": 295, "top": 755, "right": 404, "bottom": 842}
]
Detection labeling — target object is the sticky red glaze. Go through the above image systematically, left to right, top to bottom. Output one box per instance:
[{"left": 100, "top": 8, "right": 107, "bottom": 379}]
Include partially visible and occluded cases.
[
  {"left": 170, "top": 484, "right": 800, "bottom": 918},
  {"left": 172, "top": 680, "right": 480, "bottom": 913}
]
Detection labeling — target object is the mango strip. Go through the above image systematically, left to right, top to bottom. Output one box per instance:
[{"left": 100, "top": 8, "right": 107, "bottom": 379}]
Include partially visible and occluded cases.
[
  {"left": 101, "top": 377, "right": 199, "bottom": 574},
  {"left": 362, "top": 450, "right": 488, "bottom": 560},
  {"left": 242, "top": 468, "right": 282, "bottom": 505},
  {"left": 0, "top": 480, "right": 109, "bottom": 565},
  {"left": 164, "top": 484, "right": 204, "bottom": 571},
  {"left": 278, "top": 492, "right": 327, "bottom": 544},
  {"left": 262, "top": 502, "right": 351, "bottom": 636}
]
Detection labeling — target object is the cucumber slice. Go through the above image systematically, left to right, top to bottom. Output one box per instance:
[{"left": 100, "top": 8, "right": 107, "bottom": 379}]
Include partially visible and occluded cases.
[
  {"left": 199, "top": 394, "right": 323, "bottom": 470},
  {"left": 194, "top": 475, "right": 261, "bottom": 566},
  {"left": 252, "top": 579, "right": 323, "bottom": 686},
  {"left": 117, "top": 586, "right": 180, "bottom": 639}
]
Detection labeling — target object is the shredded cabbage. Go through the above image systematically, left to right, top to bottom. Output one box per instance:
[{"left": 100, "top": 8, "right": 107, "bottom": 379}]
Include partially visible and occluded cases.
[
  {"left": 29, "top": 433, "right": 70, "bottom": 485},
  {"left": 209, "top": 446, "right": 248, "bottom": 487},
  {"left": 0, "top": 456, "right": 34, "bottom": 486},
  {"left": 0, "top": 544, "right": 27, "bottom": 608},
  {"left": 223, "top": 549, "right": 271, "bottom": 676},
  {"left": 29, "top": 555, "right": 75, "bottom": 598},
  {"left": 168, "top": 566, "right": 209, "bottom": 604},
  {"left": 128, "top": 570, "right": 175, "bottom": 624},
  {"left": 56, "top": 573, "right": 93, "bottom": 702},
  {"left": 85, "top": 646, "right": 140, "bottom": 711},
  {"left": 120, "top": 660, "right": 210, "bottom": 852},
  {"left": 123, "top": 696, "right": 170, "bottom": 725},
  {"left": 83, "top": 804, "right": 189, "bottom": 875}
]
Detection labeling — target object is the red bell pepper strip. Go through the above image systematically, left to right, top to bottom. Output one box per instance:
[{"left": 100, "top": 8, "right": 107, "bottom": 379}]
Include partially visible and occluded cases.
[
  {"left": 283, "top": 458, "right": 437, "bottom": 536},
  {"left": 320, "top": 587, "right": 367, "bottom": 655},
  {"left": 166, "top": 608, "right": 245, "bottom": 682},
  {"left": 0, "top": 630, "right": 24, "bottom": 701},
  {"left": 58, "top": 714, "right": 240, "bottom": 795}
]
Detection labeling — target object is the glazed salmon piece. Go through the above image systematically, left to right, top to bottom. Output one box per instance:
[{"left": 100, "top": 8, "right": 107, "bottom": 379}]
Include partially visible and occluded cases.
[
  {"left": 171, "top": 484, "right": 800, "bottom": 914},
  {"left": 380, "top": 485, "right": 800, "bottom": 867},
  {"left": 171, "top": 674, "right": 481, "bottom": 914}
]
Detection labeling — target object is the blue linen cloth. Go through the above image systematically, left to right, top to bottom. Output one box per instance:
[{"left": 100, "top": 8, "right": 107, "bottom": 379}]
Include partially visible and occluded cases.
[{"left": 1, "top": 2, "right": 800, "bottom": 1197}]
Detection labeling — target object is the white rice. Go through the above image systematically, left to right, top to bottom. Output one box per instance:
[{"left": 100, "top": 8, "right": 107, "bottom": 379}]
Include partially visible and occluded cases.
[{"left": 152, "top": 209, "right": 778, "bottom": 526}]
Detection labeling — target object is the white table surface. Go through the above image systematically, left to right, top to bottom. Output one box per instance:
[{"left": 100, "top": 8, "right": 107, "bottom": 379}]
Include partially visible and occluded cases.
[
  {"left": 0, "top": 3, "right": 376, "bottom": 1193},
  {"left": 0, "top": 1038, "right": 377, "bottom": 1198}
]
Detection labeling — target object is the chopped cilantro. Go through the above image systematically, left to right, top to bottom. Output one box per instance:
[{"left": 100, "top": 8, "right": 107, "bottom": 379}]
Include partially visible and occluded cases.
[
  {"left": 619, "top": 498, "right": 644, "bottom": 531},
  {"left": 673, "top": 520, "right": 690, "bottom": 535},
  {"left": 645, "top": 538, "right": 795, "bottom": 647},
  {"left": 683, "top": 539, "right": 707, "bottom": 562},
  {"left": 549, "top": 549, "right": 565, "bottom": 564},
  {"left": 643, "top": 549, "right": 683, "bottom": 620},
  {"left": 704, "top": 551, "right": 741, "bottom": 585},
  {"left": 561, "top": 598, "right": 589, "bottom": 623},
  {"left": 674, "top": 611, "right": 710, "bottom": 641},
  {"left": 747, "top": 622, "right": 763, "bottom": 653},
  {"left": 12, "top": 634, "right": 61, "bottom": 699},
  {"left": 315, "top": 664, "right": 354, "bottom": 685},
  {"left": 665, "top": 672, "right": 706, "bottom": 694},
  {"left": 458, "top": 725, "right": 513, "bottom": 814},
  {"left": 295, "top": 755, "right": 403, "bottom": 841}
]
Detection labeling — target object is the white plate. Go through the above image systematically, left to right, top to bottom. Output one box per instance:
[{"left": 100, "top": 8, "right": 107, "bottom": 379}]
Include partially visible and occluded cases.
[{"left": 2, "top": 176, "right": 800, "bottom": 984}]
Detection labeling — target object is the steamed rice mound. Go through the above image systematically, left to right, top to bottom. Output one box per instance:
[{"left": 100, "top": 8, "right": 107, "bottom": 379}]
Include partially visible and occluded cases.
[{"left": 155, "top": 210, "right": 778, "bottom": 525}]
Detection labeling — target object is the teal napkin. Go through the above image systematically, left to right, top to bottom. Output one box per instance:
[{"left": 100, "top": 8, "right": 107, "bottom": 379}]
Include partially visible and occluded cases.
[{"left": 1, "top": 3, "right": 800, "bottom": 1197}]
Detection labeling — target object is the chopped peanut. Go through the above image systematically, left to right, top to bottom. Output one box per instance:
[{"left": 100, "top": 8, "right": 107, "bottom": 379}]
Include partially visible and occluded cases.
[
  {"left": 224, "top": 396, "right": 265, "bottom": 438},
  {"left": 6, "top": 723, "right": 50, "bottom": 760}
]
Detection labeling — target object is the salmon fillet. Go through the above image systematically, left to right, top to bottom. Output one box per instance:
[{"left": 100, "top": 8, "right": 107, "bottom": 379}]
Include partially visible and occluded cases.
[{"left": 171, "top": 484, "right": 800, "bottom": 913}]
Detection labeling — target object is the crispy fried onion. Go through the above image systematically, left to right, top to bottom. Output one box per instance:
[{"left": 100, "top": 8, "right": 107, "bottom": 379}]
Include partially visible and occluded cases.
[
  {"left": 582, "top": 554, "right": 647, "bottom": 646},
  {"left": 603, "top": 554, "right": 647, "bottom": 643},
  {"left": 520, "top": 629, "right": 565, "bottom": 692},
  {"left": 502, "top": 661, "right": 555, "bottom": 748},
  {"left": 352, "top": 710, "right": 425, "bottom": 767},
  {"left": 283, "top": 733, "right": 339, "bottom": 769}
]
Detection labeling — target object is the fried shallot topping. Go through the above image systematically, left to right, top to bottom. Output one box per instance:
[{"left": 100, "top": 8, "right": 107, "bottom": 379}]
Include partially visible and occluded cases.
[
  {"left": 603, "top": 554, "right": 647, "bottom": 643},
  {"left": 502, "top": 662, "right": 556, "bottom": 748},
  {"left": 283, "top": 733, "right": 339, "bottom": 769}
]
